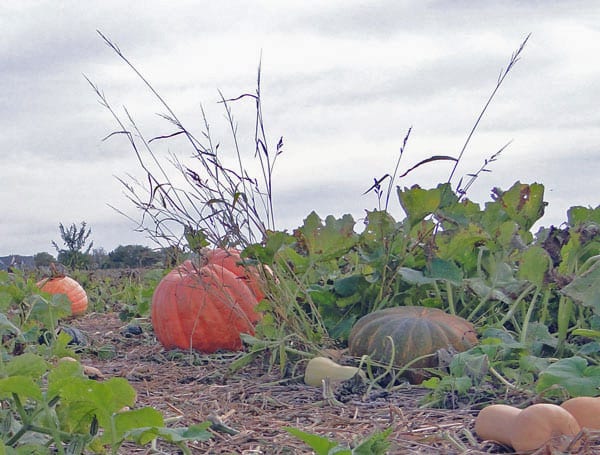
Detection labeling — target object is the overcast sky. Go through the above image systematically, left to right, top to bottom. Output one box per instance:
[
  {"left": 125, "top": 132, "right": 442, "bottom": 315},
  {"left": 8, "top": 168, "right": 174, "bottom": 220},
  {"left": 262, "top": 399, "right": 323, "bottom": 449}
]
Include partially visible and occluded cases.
[{"left": 2, "top": 1, "right": 599, "bottom": 256}]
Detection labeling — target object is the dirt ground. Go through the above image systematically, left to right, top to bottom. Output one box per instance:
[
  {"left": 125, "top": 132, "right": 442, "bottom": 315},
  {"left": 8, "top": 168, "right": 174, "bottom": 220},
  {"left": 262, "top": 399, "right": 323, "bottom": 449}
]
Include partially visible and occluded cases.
[{"left": 68, "top": 313, "right": 600, "bottom": 455}]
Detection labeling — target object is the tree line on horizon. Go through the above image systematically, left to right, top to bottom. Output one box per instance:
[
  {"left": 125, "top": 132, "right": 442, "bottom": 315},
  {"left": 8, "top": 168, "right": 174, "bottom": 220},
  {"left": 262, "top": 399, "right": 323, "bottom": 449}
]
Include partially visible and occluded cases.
[
  {"left": 2, "top": 222, "right": 179, "bottom": 271},
  {"left": 1, "top": 244, "right": 170, "bottom": 271}
]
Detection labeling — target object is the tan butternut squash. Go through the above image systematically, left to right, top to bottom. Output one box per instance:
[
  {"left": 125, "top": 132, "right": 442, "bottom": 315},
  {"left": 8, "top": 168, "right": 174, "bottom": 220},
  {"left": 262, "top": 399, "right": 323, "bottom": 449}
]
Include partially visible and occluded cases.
[
  {"left": 561, "top": 396, "right": 600, "bottom": 429},
  {"left": 510, "top": 403, "right": 580, "bottom": 453},
  {"left": 474, "top": 404, "right": 521, "bottom": 447}
]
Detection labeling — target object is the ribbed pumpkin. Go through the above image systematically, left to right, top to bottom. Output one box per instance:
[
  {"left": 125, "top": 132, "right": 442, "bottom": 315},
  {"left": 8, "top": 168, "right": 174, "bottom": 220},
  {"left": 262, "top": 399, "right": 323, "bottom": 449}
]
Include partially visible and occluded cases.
[
  {"left": 203, "top": 248, "right": 265, "bottom": 301},
  {"left": 151, "top": 258, "right": 262, "bottom": 353},
  {"left": 37, "top": 276, "right": 88, "bottom": 316},
  {"left": 348, "top": 306, "right": 478, "bottom": 384}
]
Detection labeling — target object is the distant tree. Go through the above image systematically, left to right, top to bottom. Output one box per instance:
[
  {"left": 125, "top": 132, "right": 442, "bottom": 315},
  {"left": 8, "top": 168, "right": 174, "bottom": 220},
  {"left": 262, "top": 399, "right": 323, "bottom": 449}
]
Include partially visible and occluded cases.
[
  {"left": 52, "top": 222, "right": 94, "bottom": 270},
  {"left": 108, "top": 245, "right": 162, "bottom": 268},
  {"left": 90, "top": 247, "right": 109, "bottom": 269},
  {"left": 33, "top": 252, "right": 55, "bottom": 267}
]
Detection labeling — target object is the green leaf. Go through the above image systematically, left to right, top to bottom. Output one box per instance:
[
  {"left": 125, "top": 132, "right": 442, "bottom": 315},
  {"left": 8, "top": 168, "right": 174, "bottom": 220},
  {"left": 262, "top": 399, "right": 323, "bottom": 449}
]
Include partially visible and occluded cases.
[
  {"left": 489, "top": 182, "right": 545, "bottom": 231},
  {"left": 397, "top": 185, "right": 443, "bottom": 228},
  {"left": 437, "top": 198, "right": 482, "bottom": 229},
  {"left": 480, "top": 201, "right": 510, "bottom": 235},
  {"left": 567, "top": 205, "right": 600, "bottom": 227},
  {"left": 359, "top": 210, "right": 399, "bottom": 250},
  {"left": 295, "top": 212, "right": 358, "bottom": 260},
  {"left": 494, "top": 221, "right": 521, "bottom": 250},
  {"left": 436, "top": 223, "right": 488, "bottom": 271},
  {"left": 184, "top": 225, "right": 209, "bottom": 252},
  {"left": 244, "top": 230, "right": 296, "bottom": 265},
  {"left": 558, "top": 231, "right": 583, "bottom": 274},
  {"left": 274, "top": 246, "right": 311, "bottom": 273},
  {"left": 517, "top": 246, "right": 551, "bottom": 287},
  {"left": 429, "top": 258, "right": 463, "bottom": 284},
  {"left": 561, "top": 260, "right": 600, "bottom": 313},
  {"left": 398, "top": 268, "right": 436, "bottom": 285},
  {"left": 333, "top": 275, "right": 367, "bottom": 298},
  {"left": 464, "top": 278, "right": 513, "bottom": 305},
  {"left": 308, "top": 288, "right": 338, "bottom": 313},
  {"left": 26, "top": 292, "right": 71, "bottom": 330},
  {"left": 335, "top": 293, "right": 362, "bottom": 309},
  {"left": 0, "top": 313, "right": 20, "bottom": 336},
  {"left": 327, "top": 315, "right": 357, "bottom": 341},
  {"left": 522, "top": 322, "right": 557, "bottom": 355},
  {"left": 51, "top": 330, "right": 80, "bottom": 359},
  {"left": 577, "top": 341, "right": 600, "bottom": 356},
  {"left": 228, "top": 351, "right": 261, "bottom": 373},
  {"left": 449, "top": 351, "right": 488, "bottom": 382},
  {"left": 5, "top": 353, "right": 48, "bottom": 379},
  {"left": 519, "top": 355, "right": 550, "bottom": 374},
  {"left": 536, "top": 356, "right": 600, "bottom": 397},
  {"left": 47, "top": 358, "right": 84, "bottom": 400},
  {"left": 428, "top": 375, "right": 472, "bottom": 395},
  {"left": 0, "top": 376, "right": 43, "bottom": 401},
  {"left": 59, "top": 377, "right": 138, "bottom": 438},
  {"left": 421, "top": 377, "right": 440, "bottom": 389},
  {"left": 113, "top": 408, "right": 164, "bottom": 444},
  {"left": 125, "top": 422, "right": 213, "bottom": 445},
  {"left": 180, "top": 422, "right": 213, "bottom": 440},
  {"left": 284, "top": 427, "right": 343, "bottom": 455},
  {"left": 353, "top": 427, "right": 392, "bottom": 454},
  {"left": 8, "top": 444, "right": 44, "bottom": 455}
]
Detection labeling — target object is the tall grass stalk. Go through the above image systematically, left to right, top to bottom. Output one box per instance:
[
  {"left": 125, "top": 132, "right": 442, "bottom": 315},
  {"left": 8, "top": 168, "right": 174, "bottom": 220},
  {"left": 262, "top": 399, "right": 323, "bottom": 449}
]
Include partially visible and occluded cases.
[
  {"left": 87, "top": 31, "right": 280, "bottom": 251},
  {"left": 450, "top": 33, "right": 531, "bottom": 190},
  {"left": 366, "top": 34, "right": 531, "bottom": 208}
]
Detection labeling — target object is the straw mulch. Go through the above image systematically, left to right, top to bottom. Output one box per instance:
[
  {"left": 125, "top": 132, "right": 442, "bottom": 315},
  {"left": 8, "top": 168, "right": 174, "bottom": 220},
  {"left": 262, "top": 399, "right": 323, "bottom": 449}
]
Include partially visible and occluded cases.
[{"left": 69, "top": 313, "right": 600, "bottom": 454}]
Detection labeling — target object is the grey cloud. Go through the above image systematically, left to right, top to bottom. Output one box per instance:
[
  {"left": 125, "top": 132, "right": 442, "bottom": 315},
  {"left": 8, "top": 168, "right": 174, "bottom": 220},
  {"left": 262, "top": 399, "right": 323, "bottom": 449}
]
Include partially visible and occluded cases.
[
  {"left": 285, "top": 1, "right": 594, "bottom": 39},
  {"left": 2, "top": 2, "right": 599, "bottom": 255}
]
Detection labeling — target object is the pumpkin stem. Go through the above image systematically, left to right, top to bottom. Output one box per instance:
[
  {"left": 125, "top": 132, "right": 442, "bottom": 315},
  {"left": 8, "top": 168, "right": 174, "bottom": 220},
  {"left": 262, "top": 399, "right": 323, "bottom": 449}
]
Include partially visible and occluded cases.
[{"left": 49, "top": 262, "right": 66, "bottom": 279}]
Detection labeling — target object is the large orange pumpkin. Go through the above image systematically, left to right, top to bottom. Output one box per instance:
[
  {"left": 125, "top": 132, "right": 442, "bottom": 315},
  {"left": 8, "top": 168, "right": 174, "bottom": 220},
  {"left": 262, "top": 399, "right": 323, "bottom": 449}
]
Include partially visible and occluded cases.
[
  {"left": 151, "top": 258, "right": 262, "bottom": 353},
  {"left": 37, "top": 276, "right": 88, "bottom": 316},
  {"left": 348, "top": 306, "right": 478, "bottom": 384}
]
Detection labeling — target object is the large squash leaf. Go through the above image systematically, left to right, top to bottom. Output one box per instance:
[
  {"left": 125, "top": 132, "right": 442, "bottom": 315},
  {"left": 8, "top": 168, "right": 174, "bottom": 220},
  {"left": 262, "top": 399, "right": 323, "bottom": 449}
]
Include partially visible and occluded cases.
[
  {"left": 487, "top": 181, "right": 545, "bottom": 232},
  {"left": 397, "top": 183, "right": 456, "bottom": 228},
  {"left": 567, "top": 205, "right": 600, "bottom": 227},
  {"left": 294, "top": 212, "right": 358, "bottom": 260},
  {"left": 517, "top": 246, "right": 552, "bottom": 288},
  {"left": 561, "top": 260, "right": 600, "bottom": 314},
  {"left": 536, "top": 356, "right": 600, "bottom": 397}
]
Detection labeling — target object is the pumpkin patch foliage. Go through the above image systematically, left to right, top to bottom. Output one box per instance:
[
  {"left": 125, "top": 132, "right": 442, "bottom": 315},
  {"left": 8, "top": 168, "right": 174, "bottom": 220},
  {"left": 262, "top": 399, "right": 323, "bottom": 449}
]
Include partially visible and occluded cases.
[
  {"left": 9, "top": 30, "right": 589, "bottom": 453},
  {"left": 88, "top": 31, "right": 600, "bottom": 415},
  {"left": 244, "top": 184, "right": 600, "bottom": 407}
]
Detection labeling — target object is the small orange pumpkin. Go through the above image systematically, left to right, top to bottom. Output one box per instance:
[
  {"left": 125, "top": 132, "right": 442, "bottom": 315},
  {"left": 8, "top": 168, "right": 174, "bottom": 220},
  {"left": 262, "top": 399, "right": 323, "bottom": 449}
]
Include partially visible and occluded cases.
[
  {"left": 151, "top": 258, "right": 262, "bottom": 353},
  {"left": 37, "top": 276, "right": 88, "bottom": 316}
]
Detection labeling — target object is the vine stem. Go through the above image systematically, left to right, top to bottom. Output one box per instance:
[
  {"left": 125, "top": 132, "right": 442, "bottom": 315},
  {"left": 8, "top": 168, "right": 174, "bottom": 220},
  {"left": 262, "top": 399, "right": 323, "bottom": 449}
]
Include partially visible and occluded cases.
[
  {"left": 499, "top": 283, "right": 536, "bottom": 326},
  {"left": 519, "top": 287, "right": 540, "bottom": 344},
  {"left": 488, "top": 365, "right": 529, "bottom": 394}
]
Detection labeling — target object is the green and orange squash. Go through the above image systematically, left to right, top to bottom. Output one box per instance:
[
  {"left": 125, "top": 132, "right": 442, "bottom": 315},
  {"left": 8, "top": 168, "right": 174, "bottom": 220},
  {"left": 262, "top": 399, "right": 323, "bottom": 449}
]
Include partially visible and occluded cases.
[{"left": 348, "top": 306, "right": 478, "bottom": 383}]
